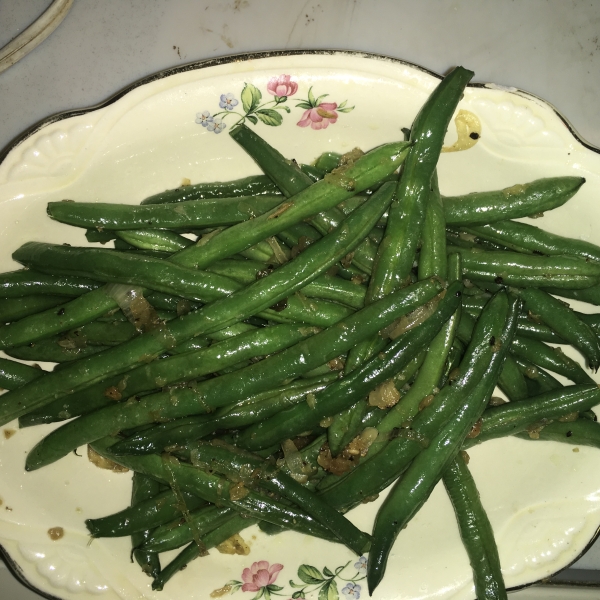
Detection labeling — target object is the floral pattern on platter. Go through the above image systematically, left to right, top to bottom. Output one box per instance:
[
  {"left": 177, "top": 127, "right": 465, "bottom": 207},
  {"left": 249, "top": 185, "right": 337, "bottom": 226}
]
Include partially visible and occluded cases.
[
  {"left": 196, "top": 74, "right": 353, "bottom": 133},
  {"left": 212, "top": 557, "right": 367, "bottom": 600}
]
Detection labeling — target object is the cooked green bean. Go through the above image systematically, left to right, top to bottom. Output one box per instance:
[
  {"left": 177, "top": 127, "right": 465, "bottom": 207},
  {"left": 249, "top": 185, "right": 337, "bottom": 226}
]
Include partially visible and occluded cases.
[
  {"left": 167, "top": 143, "right": 409, "bottom": 270},
  {"left": 443, "top": 177, "right": 585, "bottom": 225},
  {"left": 1, "top": 188, "right": 394, "bottom": 426},
  {"left": 48, "top": 195, "right": 286, "bottom": 230},
  {"left": 454, "top": 219, "right": 600, "bottom": 261},
  {"left": 449, "top": 246, "right": 600, "bottom": 289},
  {"left": 24, "top": 280, "right": 444, "bottom": 469},
  {"left": 237, "top": 282, "right": 462, "bottom": 451},
  {"left": 518, "top": 288, "right": 600, "bottom": 370},
  {"left": 367, "top": 293, "right": 520, "bottom": 593},
  {"left": 110, "top": 374, "right": 336, "bottom": 456},
  {"left": 189, "top": 442, "right": 371, "bottom": 554},
  {"left": 442, "top": 455, "right": 507, "bottom": 600},
  {"left": 130, "top": 473, "right": 162, "bottom": 578},
  {"left": 86, "top": 489, "right": 206, "bottom": 538}
]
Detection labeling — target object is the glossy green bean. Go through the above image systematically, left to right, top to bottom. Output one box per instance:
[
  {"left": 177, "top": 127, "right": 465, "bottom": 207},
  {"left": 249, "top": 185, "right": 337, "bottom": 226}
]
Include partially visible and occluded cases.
[
  {"left": 367, "top": 67, "right": 472, "bottom": 297},
  {"left": 167, "top": 142, "right": 409, "bottom": 270},
  {"left": 418, "top": 171, "right": 447, "bottom": 280},
  {"left": 443, "top": 177, "right": 585, "bottom": 225},
  {"left": 1, "top": 188, "right": 393, "bottom": 426},
  {"left": 48, "top": 195, "right": 286, "bottom": 230},
  {"left": 455, "top": 219, "right": 600, "bottom": 261},
  {"left": 115, "top": 229, "right": 194, "bottom": 253},
  {"left": 449, "top": 247, "right": 600, "bottom": 289},
  {"left": 0, "top": 270, "right": 101, "bottom": 298},
  {"left": 24, "top": 280, "right": 444, "bottom": 469},
  {"left": 236, "top": 282, "right": 462, "bottom": 451},
  {"left": 518, "top": 288, "right": 600, "bottom": 370},
  {"left": 320, "top": 291, "right": 515, "bottom": 511},
  {"left": 367, "top": 294, "right": 520, "bottom": 593},
  {"left": 21, "top": 323, "right": 317, "bottom": 426},
  {"left": 0, "top": 358, "right": 43, "bottom": 390},
  {"left": 110, "top": 374, "right": 337, "bottom": 456},
  {"left": 464, "top": 384, "right": 600, "bottom": 448},
  {"left": 515, "top": 418, "right": 600, "bottom": 448},
  {"left": 88, "top": 437, "right": 331, "bottom": 540},
  {"left": 189, "top": 442, "right": 371, "bottom": 554},
  {"left": 442, "top": 455, "right": 507, "bottom": 600},
  {"left": 130, "top": 473, "right": 162, "bottom": 578},
  {"left": 86, "top": 489, "right": 206, "bottom": 537},
  {"left": 141, "top": 504, "right": 235, "bottom": 553},
  {"left": 151, "top": 514, "right": 258, "bottom": 591}
]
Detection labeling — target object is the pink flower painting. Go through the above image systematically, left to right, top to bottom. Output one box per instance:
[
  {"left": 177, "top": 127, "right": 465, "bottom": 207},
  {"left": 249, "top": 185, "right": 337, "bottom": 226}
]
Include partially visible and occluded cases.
[
  {"left": 267, "top": 75, "right": 298, "bottom": 98},
  {"left": 196, "top": 78, "right": 353, "bottom": 132},
  {"left": 297, "top": 102, "right": 339, "bottom": 130},
  {"left": 241, "top": 561, "right": 284, "bottom": 593}
]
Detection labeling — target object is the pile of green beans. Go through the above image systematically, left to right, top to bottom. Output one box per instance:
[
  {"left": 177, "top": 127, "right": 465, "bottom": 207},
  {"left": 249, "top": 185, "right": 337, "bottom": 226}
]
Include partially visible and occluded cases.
[{"left": 2, "top": 64, "right": 600, "bottom": 599}]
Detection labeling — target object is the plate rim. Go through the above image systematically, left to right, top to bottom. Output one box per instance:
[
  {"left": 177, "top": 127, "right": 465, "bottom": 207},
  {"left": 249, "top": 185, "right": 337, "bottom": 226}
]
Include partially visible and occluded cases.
[
  {"left": 1, "top": 48, "right": 600, "bottom": 599},
  {"left": 1, "top": 48, "right": 599, "bottom": 168}
]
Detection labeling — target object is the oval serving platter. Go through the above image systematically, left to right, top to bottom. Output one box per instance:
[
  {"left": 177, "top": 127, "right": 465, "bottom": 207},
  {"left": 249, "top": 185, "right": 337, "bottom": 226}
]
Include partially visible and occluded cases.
[{"left": 1, "top": 51, "right": 600, "bottom": 600}]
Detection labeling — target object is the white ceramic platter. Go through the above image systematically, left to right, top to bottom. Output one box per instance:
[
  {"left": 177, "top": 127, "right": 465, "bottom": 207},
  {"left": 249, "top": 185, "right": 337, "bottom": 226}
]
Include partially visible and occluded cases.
[{"left": 1, "top": 51, "right": 600, "bottom": 600}]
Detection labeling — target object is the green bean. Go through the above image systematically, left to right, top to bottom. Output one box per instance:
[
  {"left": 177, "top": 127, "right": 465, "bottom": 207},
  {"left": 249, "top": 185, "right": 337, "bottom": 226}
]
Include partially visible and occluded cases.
[
  {"left": 367, "top": 67, "right": 473, "bottom": 297},
  {"left": 342, "top": 68, "right": 471, "bottom": 376},
  {"left": 230, "top": 123, "right": 315, "bottom": 197},
  {"left": 229, "top": 124, "right": 385, "bottom": 275},
  {"left": 167, "top": 142, "right": 410, "bottom": 270},
  {"left": 314, "top": 152, "right": 343, "bottom": 172},
  {"left": 418, "top": 172, "right": 447, "bottom": 281},
  {"left": 140, "top": 174, "right": 281, "bottom": 205},
  {"left": 443, "top": 177, "right": 585, "bottom": 225},
  {"left": 0, "top": 188, "right": 407, "bottom": 428},
  {"left": 48, "top": 195, "right": 286, "bottom": 230},
  {"left": 455, "top": 219, "right": 600, "bottom": 261},
  {"left": 446, "top": 227, "right": 510, "bottom": 252},
  {"left": 115, "top": 229, "right": 194, "bottom": 253},
  {"left": 14, "top": 242, "right": 355, "bottom": 327},
  {"left": 449, "top": 246, "right": 600, "bottom": 289},
  {"left": 364, "top": 254, "right": 462, "bottom": 459},
  {"left": 206, "top": 258, "right": 366, "bottom": 309},
  {"left": 0, "top": 270, "right": 101, "bottom": 298},
  {"left": 24, "top": 280, "right": 444, "bottom": 469},
  {"left": 236, "top": 282, "right": 462, "bottom": 451},
  {"left": 543, "top": 284, "right": 600, "bottom": 307},
  {"left": 0, "top": 286, "right": 121, "bottom": 351},
  {"left": 518, "top": 288, "right": 600, "bottom": 370},
  {"left": 321, "top": 291, "right": 515, "bottom": 511},
  {"left": 367, "top": 293, "right": 520, "bottom": 593},
  {"left": 462, "top": 293, "right": 564, "bottom": 343},
  {"left": 0, "top": 295, "right": 72, "bottom": 323},
  {"left": 21, "top": 323, "right": 318, "bottom": 426},
  {"left": 510, "top": 336, "right": 595, "bottom": 385},
  {"left": 5, "top": 339, "right": 109, "bottom": 363},
  {"left": 497, "top": 354, "right": 529, "bottom": 401},
  {"left": 514, "top": 357, "right": 563, "bottom": 396},
  {"left": 0, "top": 358, "right": 44, "bottom": 390},
  {"left": 110, "top": 374, "right": 337, "bottom": 456},
  {"left": 464, "top": 384, "right": 600, "bottom": 448},
  {"left": 515, "top": 418, "right": 600, "bottom": 448},
  {"left": 88, "top": 437, "right": 331, "bottom": 540},
  {"left": 189, "top": 442, "right": 371, "bottom": 554},
  {"left": 442, "top": 455, "right": 507, "bottom": 600},
  {"left": 130, "top": 473, "right": 162, "bottom": 578},
  {"left": 85, "top": 489, "right": 206, "bottom": 537},
  {"left": 141, "top": 504, "right": 235, "bottom": 553},
  {"left": 151, "top": 514, "right": 258, "bottom": 591}
]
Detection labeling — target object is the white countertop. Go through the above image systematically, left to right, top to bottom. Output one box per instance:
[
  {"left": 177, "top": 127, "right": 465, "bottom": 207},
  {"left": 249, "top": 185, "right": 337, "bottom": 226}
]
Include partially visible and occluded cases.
[{"left": 2, "top": 1, "right": 600, "bottom": 598}]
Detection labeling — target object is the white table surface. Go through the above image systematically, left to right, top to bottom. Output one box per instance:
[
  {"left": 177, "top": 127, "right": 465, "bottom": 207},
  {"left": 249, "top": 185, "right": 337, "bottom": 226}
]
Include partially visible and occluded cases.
[{"left": 1, "top": 1, "right": 600, "bottom": 598}]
